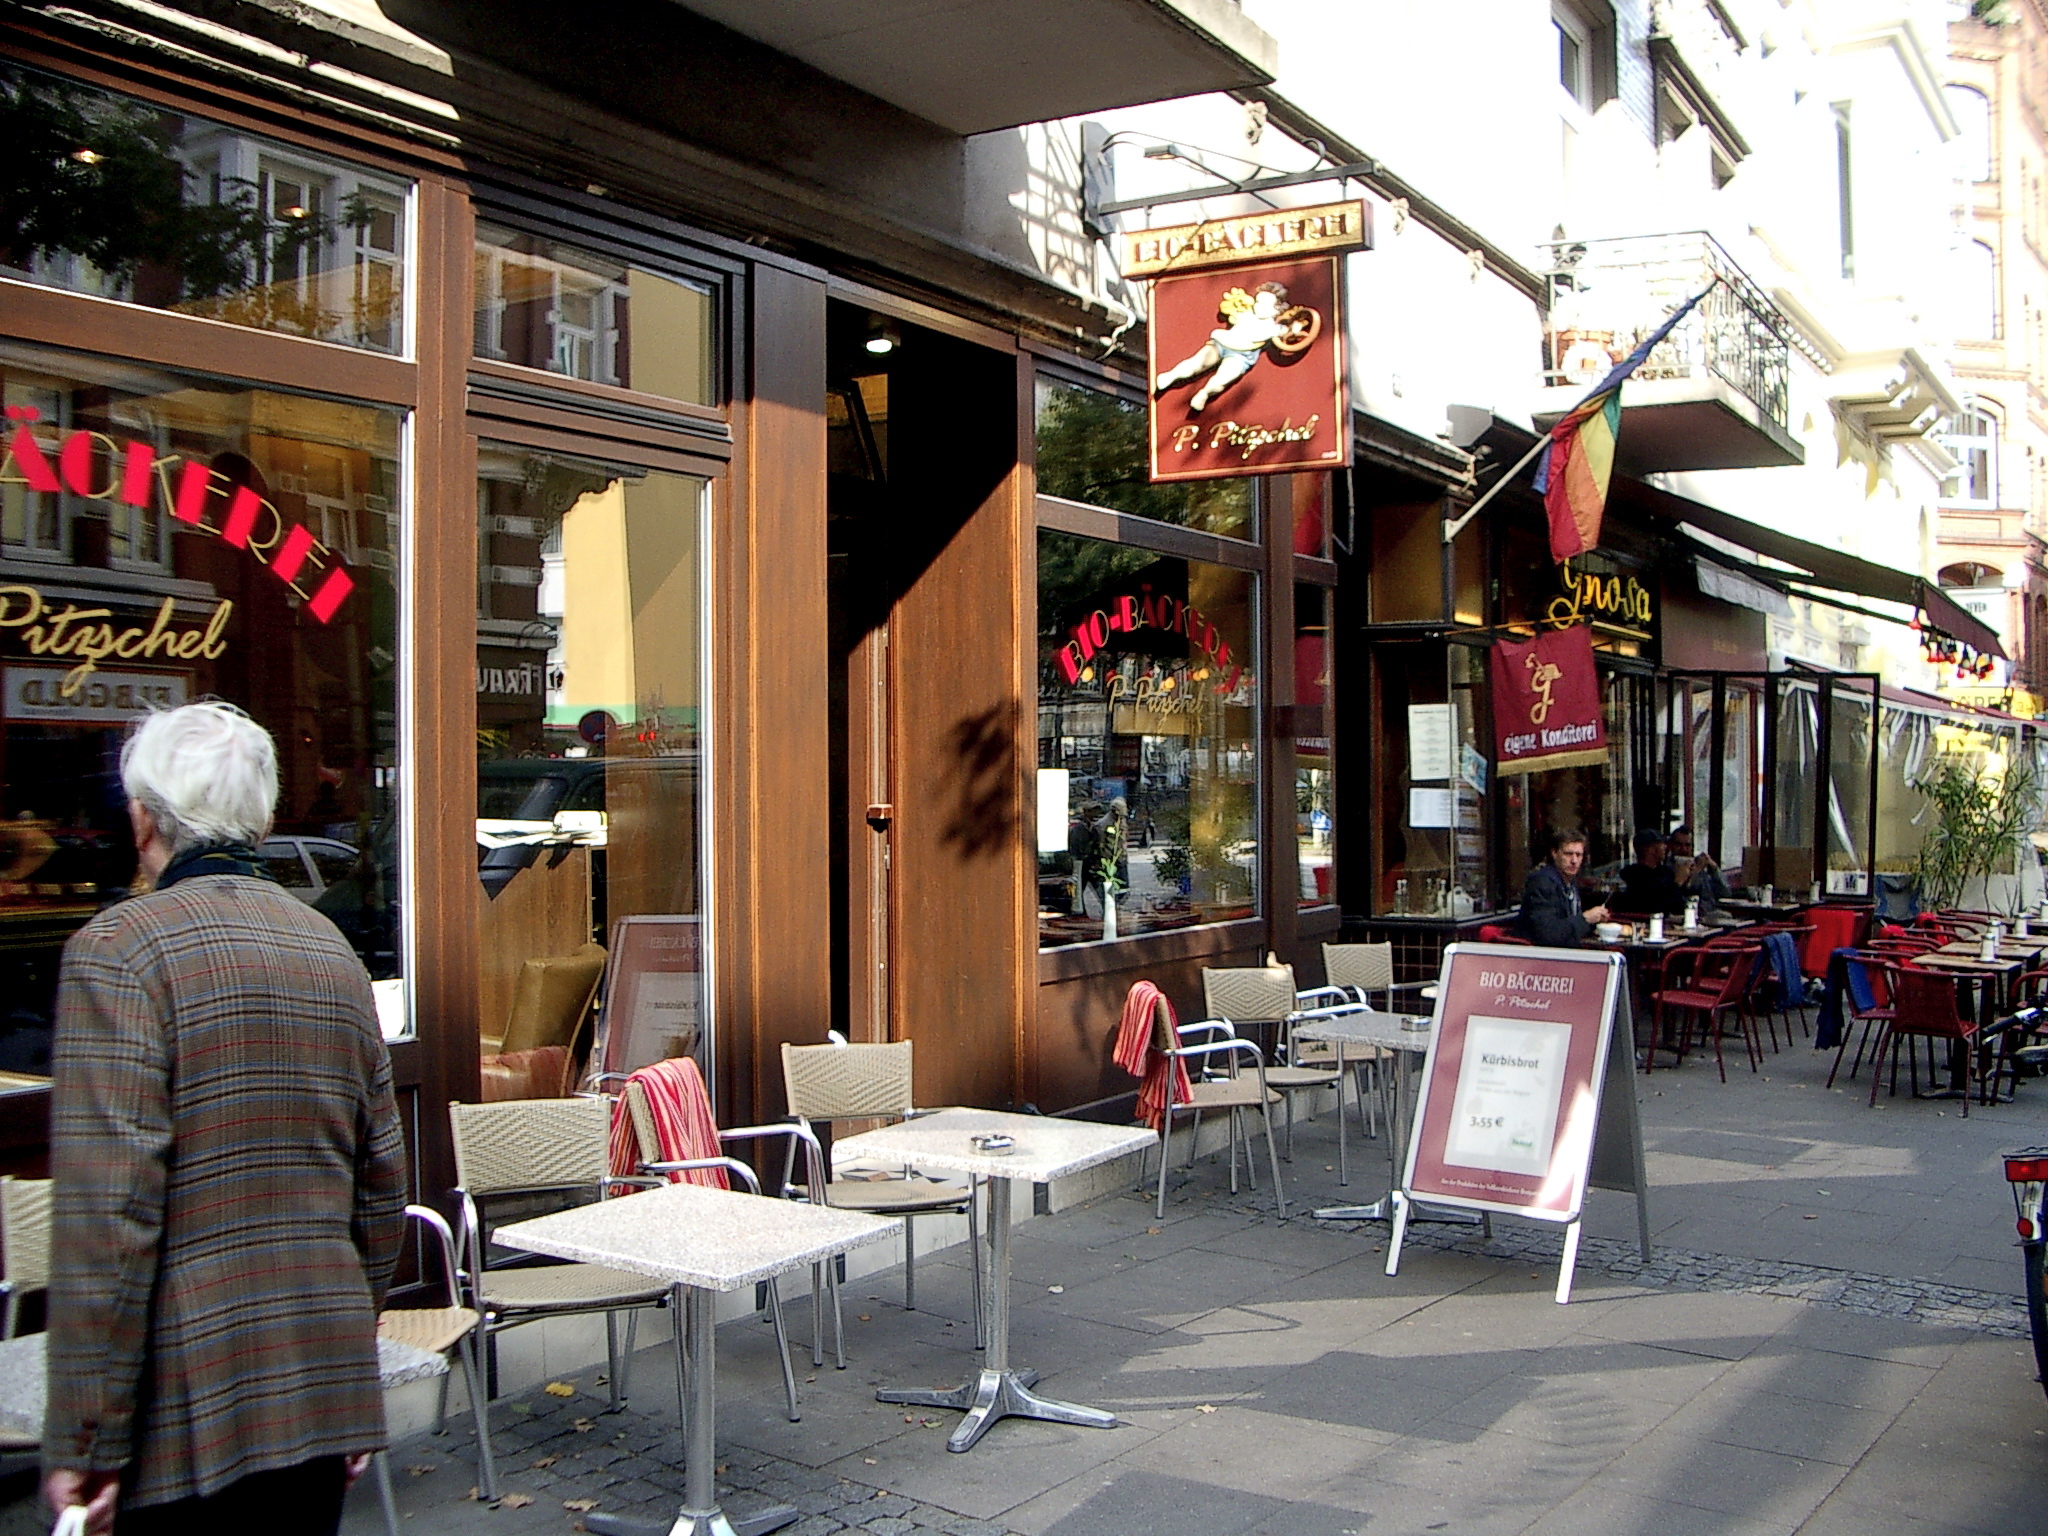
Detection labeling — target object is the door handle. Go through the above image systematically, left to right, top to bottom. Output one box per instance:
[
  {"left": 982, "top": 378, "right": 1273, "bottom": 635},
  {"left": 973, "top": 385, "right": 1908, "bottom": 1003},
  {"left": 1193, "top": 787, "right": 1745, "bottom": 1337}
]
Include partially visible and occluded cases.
[{"left": 865, "top": 803, "right": 894, "bottom": 831}]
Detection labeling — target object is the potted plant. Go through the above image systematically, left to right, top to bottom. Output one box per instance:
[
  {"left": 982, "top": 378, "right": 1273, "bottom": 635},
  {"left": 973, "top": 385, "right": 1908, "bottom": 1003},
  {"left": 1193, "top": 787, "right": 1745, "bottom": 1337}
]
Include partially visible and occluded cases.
[{"left": 1912, "top": 753, "right": 2042, "bottom": 915}]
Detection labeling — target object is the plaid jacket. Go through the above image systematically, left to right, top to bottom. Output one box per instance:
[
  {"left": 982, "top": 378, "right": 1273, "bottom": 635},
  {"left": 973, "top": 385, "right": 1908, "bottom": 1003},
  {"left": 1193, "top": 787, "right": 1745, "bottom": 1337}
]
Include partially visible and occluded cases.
[{"left": 43, "top": 874, "right": 408, "bottom": 1506}]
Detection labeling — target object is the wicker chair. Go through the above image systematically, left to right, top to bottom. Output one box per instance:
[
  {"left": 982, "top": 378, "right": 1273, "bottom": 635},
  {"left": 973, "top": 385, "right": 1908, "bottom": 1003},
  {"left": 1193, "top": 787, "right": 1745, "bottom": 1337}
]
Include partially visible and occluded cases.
[
  {"left": 1203, "top": 963, "right": 1360, "bottom": 1160},
  {"left": 1145, "top": 1001, "right": 1287, "bottom": 1219},
  {"left": 780, "top": 1040, "right": 982, "bottom": 1328},
  {"left": 615, "top": 1076, "right": 833, "bottom": 1400},
  {"left": 446, "top": 1097, "right": 673, "bottom": 1417},
  {"left": 0, "top": 1177, "right": 49, "bottom": 1340},
  {"left": 371, "top": 1204, "right": 497, "bottom": 1529}
]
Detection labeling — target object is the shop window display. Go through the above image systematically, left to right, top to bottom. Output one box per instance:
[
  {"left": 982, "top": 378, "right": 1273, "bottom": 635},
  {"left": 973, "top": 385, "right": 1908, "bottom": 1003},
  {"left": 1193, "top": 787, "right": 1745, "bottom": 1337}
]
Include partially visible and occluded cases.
[
  {"left": 0, "top": 62, "right": 409, "bottom": 354},
  {"left": 474, "top": 223, "right": 716, "bottom": 403},
  {"left": 0, "top": 341, "right": 404, "bottom": 1064},
  {"left": 1034, "top": 378, "right": 1252, "bottom": 540},
  {"left": 475, "top": 445, "right": 706, "bottom": 1099},
  {"left": 1037, "top": 529, "right": 1257, "bottom": 947},
  {"left": 1296, "top": 583, "right": 1333, "bottom": 906}
]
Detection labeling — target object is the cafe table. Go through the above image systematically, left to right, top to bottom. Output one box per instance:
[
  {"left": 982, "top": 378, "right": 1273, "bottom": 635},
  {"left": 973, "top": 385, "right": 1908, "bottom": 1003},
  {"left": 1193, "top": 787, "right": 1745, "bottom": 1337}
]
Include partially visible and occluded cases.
[
  {"left": 1719, "top": 898, "right": 1809, "bottom": 921},
  {"left": 1298, "top": 1009, "right": 1479, "bottom": 1228},
  {"left": 832, "top": 1107, "right": 1155, "bottom": 1453},
  {"left": 495, "top": 1183, "right": 894, "bottom": 1536}
]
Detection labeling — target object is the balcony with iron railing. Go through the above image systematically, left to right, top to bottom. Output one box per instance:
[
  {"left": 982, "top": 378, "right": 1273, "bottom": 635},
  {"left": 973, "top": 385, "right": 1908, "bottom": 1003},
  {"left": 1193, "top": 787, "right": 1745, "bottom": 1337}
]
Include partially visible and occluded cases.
[{"left": 1536, "top": 231, "right": 1806, "bottom": 472}]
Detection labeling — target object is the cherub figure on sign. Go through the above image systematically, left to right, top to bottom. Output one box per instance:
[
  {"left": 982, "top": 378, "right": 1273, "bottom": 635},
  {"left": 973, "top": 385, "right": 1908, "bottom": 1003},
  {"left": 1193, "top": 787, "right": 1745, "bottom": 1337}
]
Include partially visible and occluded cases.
[{"left": 1153, "top": 281, "right": 1322, "bottom": 412}]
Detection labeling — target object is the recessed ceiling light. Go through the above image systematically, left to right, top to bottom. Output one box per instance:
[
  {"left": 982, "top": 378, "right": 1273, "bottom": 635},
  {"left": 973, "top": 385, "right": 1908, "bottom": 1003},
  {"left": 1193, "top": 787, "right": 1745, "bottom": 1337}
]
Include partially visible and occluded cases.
[{"left": 865, "top": 335, "right": 896, "bottom": 355}]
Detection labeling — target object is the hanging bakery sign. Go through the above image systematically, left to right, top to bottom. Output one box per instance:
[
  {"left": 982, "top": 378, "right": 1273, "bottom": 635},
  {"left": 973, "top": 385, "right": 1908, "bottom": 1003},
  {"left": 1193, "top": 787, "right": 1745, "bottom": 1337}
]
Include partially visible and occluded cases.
[
  {"left": 1131, "top": 199, "right": 1366, "bottom": 485},
  {"left": 1488, "top": 623, "right": 1610, "bottom": 776}
]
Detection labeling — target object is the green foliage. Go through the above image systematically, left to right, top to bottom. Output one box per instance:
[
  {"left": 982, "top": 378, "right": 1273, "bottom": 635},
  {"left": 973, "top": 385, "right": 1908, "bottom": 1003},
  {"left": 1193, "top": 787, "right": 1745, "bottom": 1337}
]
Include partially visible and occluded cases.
[
  {"left": 0, "top": 67, "right": 368, "bottom": 306},
  {"left": 1034, "top": 382, "right": 1251, "bottom": 537},
  {"left": 1912, "top": 753, "right": 2040, "bottom": 910}
]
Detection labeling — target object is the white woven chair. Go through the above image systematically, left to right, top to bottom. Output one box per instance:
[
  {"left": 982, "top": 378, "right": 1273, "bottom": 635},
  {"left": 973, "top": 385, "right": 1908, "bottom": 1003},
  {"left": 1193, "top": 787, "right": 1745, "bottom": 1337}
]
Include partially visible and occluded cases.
[
  {"left": 1201, "top": 964, "right": 1341, "bottom": 1158},
  {"left": 1141, "top": 994, "right": 1288, "bottom": 1219},
  {"left": 780, "top": 1040, "right": 982, "bottom": 1331},
  {"left": 446, "top": 1097, "right": 673, "bottom": 1418},
  {"left": 0, "top": 1176, "right": 49, "bottom": 1340},
  {"left": 371, "top": 1204, "right": 496, "bottom": 1530}
]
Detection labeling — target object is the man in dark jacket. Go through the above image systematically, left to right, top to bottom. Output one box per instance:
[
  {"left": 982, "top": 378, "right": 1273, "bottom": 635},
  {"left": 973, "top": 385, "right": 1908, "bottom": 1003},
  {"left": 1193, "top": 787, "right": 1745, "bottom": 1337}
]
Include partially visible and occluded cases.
[
  {"left": 43, "top": 703, "right": 406, "bottom": 1535},
  {"left": 1514, "top": 828, "right": 1612, "bottom": 946},
  {"left": 1613, "top": 828, "right": 1687, "bottom": 916}
]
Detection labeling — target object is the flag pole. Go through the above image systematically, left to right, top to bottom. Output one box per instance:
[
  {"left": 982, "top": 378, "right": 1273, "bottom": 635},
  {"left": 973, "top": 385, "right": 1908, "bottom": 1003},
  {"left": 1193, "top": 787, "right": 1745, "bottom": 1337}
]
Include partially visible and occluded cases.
[{"left": 1441, "top": 433, "right": 1551, "bottom": 543}]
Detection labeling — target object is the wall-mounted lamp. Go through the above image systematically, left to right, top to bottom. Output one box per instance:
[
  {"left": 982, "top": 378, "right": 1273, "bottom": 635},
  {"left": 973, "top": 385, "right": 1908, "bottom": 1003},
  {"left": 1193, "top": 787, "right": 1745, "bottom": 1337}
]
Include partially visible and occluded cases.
[{"left": 864, "top": 320, "right": 900, "bottom": 356}]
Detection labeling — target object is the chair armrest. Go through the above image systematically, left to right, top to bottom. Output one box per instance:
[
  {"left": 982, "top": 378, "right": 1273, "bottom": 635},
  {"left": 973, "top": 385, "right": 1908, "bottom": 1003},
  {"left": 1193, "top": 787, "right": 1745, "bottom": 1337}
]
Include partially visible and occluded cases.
[
  {"left": 1294, "top": 986, "right": 1349, "bottom": 1009},
  {"left": 1167, "top": 1038, "right": 1263, "bottom": 1068},
  {"left": 718, "top": 1122, "right": 826, "bottom": 1201},
  {"left": 642, "top": 1155, "right": 761, "bottom": 1194},
  {"left": 451, "top": 1188, "right": 484, "bottom": 1299},
  {"left": 403, "top": 1204, "right": 464, "bottom": 1311}
]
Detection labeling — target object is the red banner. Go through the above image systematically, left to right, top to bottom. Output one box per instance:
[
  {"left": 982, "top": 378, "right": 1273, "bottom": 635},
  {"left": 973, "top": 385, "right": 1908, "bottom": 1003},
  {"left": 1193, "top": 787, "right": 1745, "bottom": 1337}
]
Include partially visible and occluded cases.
[
  {"left": 1148, "top": 255, "right": 1349, "bottom": 482},
  {"left": 1489, "top": 624, "right": 1608, "bottom": 775}
]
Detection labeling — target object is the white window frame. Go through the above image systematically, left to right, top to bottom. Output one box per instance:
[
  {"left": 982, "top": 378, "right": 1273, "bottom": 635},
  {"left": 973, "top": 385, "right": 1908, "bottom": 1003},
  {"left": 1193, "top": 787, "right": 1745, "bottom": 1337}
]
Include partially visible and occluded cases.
[{"left": 1939, "top": 403, "right": 2001, "bottom": 508}]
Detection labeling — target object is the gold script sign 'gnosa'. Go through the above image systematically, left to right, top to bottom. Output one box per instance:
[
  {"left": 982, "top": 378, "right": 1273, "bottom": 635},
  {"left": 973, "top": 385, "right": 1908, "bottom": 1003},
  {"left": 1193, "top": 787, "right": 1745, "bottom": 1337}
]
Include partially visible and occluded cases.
[{"left": 1122, "top": 199, "right": 1371, "bottom": 278}]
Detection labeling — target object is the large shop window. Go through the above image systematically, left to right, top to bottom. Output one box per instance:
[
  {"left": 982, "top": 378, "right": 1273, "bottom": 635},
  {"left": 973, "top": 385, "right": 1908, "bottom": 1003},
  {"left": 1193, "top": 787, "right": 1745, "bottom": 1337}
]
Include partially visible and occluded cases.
[
  {"left": 0, "top": 63, "right": 409, "bottom": 354},
  {"left": 473, "top": 223, "right": 715, "bottom": 403},
  {"left": 0, "top": 341, "right": 404, "bottom": 1065},
  {"left": 1034, "top": 378, "right": 1252, "bottom": 540},
  {"left": 475, "top": 444, "right": 705, "bottom": 1101},
  {"left": 1037, "top": 529, "right": 1257, "bottom": 948}
]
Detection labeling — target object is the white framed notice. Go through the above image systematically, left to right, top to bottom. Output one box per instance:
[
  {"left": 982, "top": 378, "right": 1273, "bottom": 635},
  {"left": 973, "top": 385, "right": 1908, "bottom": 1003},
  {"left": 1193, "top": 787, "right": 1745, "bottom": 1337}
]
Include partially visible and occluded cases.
[{"left": 1407, "top": 703, "right": 1454, "bottom": 781}]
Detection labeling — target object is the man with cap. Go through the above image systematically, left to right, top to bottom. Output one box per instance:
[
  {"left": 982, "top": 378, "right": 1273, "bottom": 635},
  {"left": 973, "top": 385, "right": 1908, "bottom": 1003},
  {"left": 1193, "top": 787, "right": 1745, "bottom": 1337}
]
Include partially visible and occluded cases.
[{"left": 1613, "top": 828, "right": 1686, "bottom": 917}]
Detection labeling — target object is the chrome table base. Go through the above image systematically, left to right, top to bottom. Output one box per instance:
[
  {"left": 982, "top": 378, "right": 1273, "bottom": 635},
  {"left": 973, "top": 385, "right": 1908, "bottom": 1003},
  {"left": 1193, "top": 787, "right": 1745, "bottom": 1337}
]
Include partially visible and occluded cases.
[{"left": 878, "top": 1365, "right": 1116, "bottom": 1453}]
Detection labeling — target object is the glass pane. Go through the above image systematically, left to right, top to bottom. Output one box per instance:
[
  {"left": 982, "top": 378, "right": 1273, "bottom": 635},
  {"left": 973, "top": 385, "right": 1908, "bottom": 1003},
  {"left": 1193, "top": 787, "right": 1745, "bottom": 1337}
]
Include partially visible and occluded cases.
[
  {"left": 0, "top": 62, "right": 411, "bottom": 354},
  {"left": 474, "top": 222, "right": 716, "bottom": 403},
  {"left": 0, "top": 340, "right": 404, "bottom": 1062},
  {"left": 1034, "top": 378, "right": 1253, "bottom": 539},
  {"left": 476, "top": 445, "right": 706, "bottom": 1098},
  {"left": 1292, "top": 473, "right": 1328, "bottom": 557},
  {"left": 1037, "top": 529, "right": 1257, "bottom": 946},
  {"left": 1296, "top": 584, "right": 1333, "bottom": 907},
  {"left": 1771, "top": 685, "right": 1819, "bottom": 892},
  {"left": 1826, "top": 688, "right": 1873, "bottom": 896}
]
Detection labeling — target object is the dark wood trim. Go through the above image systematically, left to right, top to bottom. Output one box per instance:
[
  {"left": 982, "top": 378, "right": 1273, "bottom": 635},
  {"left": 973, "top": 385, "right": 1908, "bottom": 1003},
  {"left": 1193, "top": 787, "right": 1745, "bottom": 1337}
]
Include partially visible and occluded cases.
[
  {"left": 0, "top": 24, "right": 465, "bottom": 172},
  {"left": 409, "top": 175, "right": 481, "bottom": 1211},
  {"left": 825, "top": 275, "right": 1020, "bottom": 354},
  {"left": 0, "top": 279, "right": 417, "bottom": 407},
  {"left": 1021, "top": 338, "right": 1141, "bottom": 390},
  {"left": 1015, "top": 348, "right": 1044, "bottom": 1112},
  {"left": 467, "top": 360, "right": 730, "bottom": 440},
  {"left": 466, "top": 370, "right": 733, "bottom": 465},
  {"left": 463, "top": 419, "right": 723, "bottom": 479},
  {"left": 1261, "top": 476, "right": 1298, "bottom": 968},
  {"left": 1035, "top": 495, "right": 1265, "bottom": 571},
  {"left": 1296, "top": 553, "right": 1340, "bottom": 586},
  {"left": 1298, "top": 904, "right": 1343, "bottom": 938},
  {"left": 1037, "top": 917, "right": 1266, "bottom": 984}
]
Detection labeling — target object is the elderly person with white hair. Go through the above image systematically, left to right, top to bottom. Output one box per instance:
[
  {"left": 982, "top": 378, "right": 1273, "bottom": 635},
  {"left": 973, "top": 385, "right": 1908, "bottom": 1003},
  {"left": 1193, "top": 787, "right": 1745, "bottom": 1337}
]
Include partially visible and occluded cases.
[{"left": 41, "top": 702, "right": 406, "bottom": 1536}]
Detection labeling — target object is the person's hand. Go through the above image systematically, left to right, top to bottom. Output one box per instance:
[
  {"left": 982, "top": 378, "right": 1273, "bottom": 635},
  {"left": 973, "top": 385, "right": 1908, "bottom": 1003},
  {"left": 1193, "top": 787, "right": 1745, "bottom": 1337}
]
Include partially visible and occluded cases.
[
  {"left": 1584, "top": 905, "right": 1611, "bottom": 925},
  {"left": 344, "top": 1453, "right": 373, "bottom": 1488},
  {"left": 44, "top": 1468, "right": 119, "bottom": 1536}
]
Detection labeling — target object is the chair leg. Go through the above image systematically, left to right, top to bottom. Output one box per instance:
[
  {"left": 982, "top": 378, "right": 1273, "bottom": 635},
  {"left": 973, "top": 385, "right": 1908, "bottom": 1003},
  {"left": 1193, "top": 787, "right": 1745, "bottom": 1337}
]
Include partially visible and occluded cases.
[
  {"left": 1870, "top": 1026, "right": 1895, "bottom": 1106},
  {"left": 1256, "top": 1103, "right": 1288, "bottom": 1218},
  {"left": 1226, "top": 1107, "right": 1241, "bottom": 1195},
  {"left": 1185, "top": 1109, "right": 1203, "bottom": 1169},
  {"left": 1155, "top": 1110, "right": 1174, "bottom": 1218},
  {"left": 809, "top": 1261, "right": 825, "bottom": 1370},
  {"left": 764, "top": 1277, "right": 801, "bottom": 1422},
  {"left": 1, "top": 1291, "right": 16, "bottom": 1342},
  {"left": 671, "top": 1293, "right": 690, "bottom": 1444},
  {"left": 459, "top": 1331, "right": 498, "bottom": 1501},
  {"left": 433, "top": 1363, "right": 452, "bottom": 1435},
  {"left": 374, "top": 1450, "right": 400, "bottom": 1536}
]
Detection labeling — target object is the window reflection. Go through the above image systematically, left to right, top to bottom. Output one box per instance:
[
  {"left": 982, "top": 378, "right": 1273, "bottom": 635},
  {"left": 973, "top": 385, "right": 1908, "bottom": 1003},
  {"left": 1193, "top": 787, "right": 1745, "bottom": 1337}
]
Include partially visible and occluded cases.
[
  {"left": 0, "top": 63, "right": 409, "bottom": 353},
  {"left": 473, "top": 223, "right": 715, "bottom": 403},
  {"left": 0, "top": 341, "right": 403, "bottom": 1063},
  {"left": 1034, "top": 378, "right": 1253, "bottom": 539},
  {"left": 475, "top": 445, "right": 706, "bottom": 1100},
  {"left": 1037, "top": 530, "right": 1257, "bottom": 946},
  {"left": 1296, "top": 584, "right": 1333, "bottom": 906}
]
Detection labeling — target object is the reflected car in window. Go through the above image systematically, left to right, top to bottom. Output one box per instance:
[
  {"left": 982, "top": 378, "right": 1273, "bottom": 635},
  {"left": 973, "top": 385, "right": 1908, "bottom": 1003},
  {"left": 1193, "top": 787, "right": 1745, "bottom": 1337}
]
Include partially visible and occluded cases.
[{"left": 257, "top": 835, "right": 360, "bottom": 903}]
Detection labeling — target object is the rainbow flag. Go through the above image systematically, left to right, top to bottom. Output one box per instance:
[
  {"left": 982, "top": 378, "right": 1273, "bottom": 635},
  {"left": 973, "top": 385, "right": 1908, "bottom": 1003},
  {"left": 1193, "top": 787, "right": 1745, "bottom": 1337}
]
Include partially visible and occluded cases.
[{"left": 1532, "top": 283, "right": 1716, "bottom": 561}]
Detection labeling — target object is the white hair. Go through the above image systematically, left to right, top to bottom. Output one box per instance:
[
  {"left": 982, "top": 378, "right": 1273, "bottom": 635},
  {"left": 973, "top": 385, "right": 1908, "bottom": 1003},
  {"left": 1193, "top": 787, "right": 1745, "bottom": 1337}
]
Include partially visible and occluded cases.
[{"left": 121, "top": 702, "right": 279, "bottom": 852}]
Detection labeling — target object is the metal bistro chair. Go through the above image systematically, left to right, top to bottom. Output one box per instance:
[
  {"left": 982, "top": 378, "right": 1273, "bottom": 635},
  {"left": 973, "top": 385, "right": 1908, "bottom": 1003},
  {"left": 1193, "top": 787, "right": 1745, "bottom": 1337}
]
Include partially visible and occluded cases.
[
  {"left": 1648, "top": 943, "right": 1763, "bottom": 1081},
  {"left": 1202, "top": 963, "right": 1345, "bottom": 1159},
  {"left": 1872, "top": 964, "right": 1982, "bottom": 1114},
  {"left": 1147, "top": 1000, "right": 1287, "bottom": 1219},
  {"left": 780, "top": 1040, "right": 982, "bottom": 1328},
  {"left": 614, "top": 1068, "right": 835, "bottom": 1406},
  {"left": 446, "top": 1097, "right": 674, "bottom": 1418},
  {"left": 0, "top": 1177, "right": 49, "bottom": 1340},
  {"left": 371, "top": 1204, "right": 497, "bottom": 1529}
]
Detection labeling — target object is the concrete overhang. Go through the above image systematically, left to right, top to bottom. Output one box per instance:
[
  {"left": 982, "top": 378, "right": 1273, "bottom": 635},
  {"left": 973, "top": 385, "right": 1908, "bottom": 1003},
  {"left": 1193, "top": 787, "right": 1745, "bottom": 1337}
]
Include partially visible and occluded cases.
[
  {"left": 663, "top": 0, "right": 1279, "bottom": 133},
  {"left": 1532, "top": 374, "right": 1805, "bottom": 474}
]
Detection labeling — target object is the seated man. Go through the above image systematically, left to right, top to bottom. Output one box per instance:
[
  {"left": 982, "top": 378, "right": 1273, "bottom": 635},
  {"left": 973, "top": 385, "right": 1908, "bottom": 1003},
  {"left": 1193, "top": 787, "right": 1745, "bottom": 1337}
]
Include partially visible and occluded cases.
[
  {"left": 1668, "top": 823, "right": 1730, "bottom": 909},
  {"left": 1514, "top": 828, "right": 1611, "bottom": 947},
  {"left": 1613, "top": 828, "right": 1687, "bottom": 916}
]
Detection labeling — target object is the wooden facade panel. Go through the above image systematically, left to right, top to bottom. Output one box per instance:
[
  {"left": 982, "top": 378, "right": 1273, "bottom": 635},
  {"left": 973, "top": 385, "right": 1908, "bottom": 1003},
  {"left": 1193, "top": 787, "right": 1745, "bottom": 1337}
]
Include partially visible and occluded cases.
[
  {"left": 722, "top": 264, "right": 832, "bottom": 1124},
  {"left": 884, "top": 339, "right": 1024, "bottom": 1112}
]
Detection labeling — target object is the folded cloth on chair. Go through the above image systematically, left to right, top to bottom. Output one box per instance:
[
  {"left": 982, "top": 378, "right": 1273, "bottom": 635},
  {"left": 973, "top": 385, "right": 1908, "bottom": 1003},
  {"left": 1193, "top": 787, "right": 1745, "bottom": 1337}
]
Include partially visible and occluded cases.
[
  {"left": 1763, "top": 931, "right": 1803, "bottom": 1013},
  {"left": 1114, "top": 981, "right": 1194, "bottom": 1133},
  {"left": 608, "top": 1056, "right": 728, "bottom": 1188}
]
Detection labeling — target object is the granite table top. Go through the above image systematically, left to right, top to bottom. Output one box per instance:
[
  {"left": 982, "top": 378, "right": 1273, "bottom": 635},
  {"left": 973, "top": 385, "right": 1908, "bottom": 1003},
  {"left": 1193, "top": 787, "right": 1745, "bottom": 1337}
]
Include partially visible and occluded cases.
[
  {"left": 1291, "top": 1010, "right": 1436, "bottom": 1054},
  {"left": 833, "top": 1107, "right": 1156, "bottom": 1184},
  {"left": 494, "top": 1183, "right": 895, "bottom": 1294}
]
